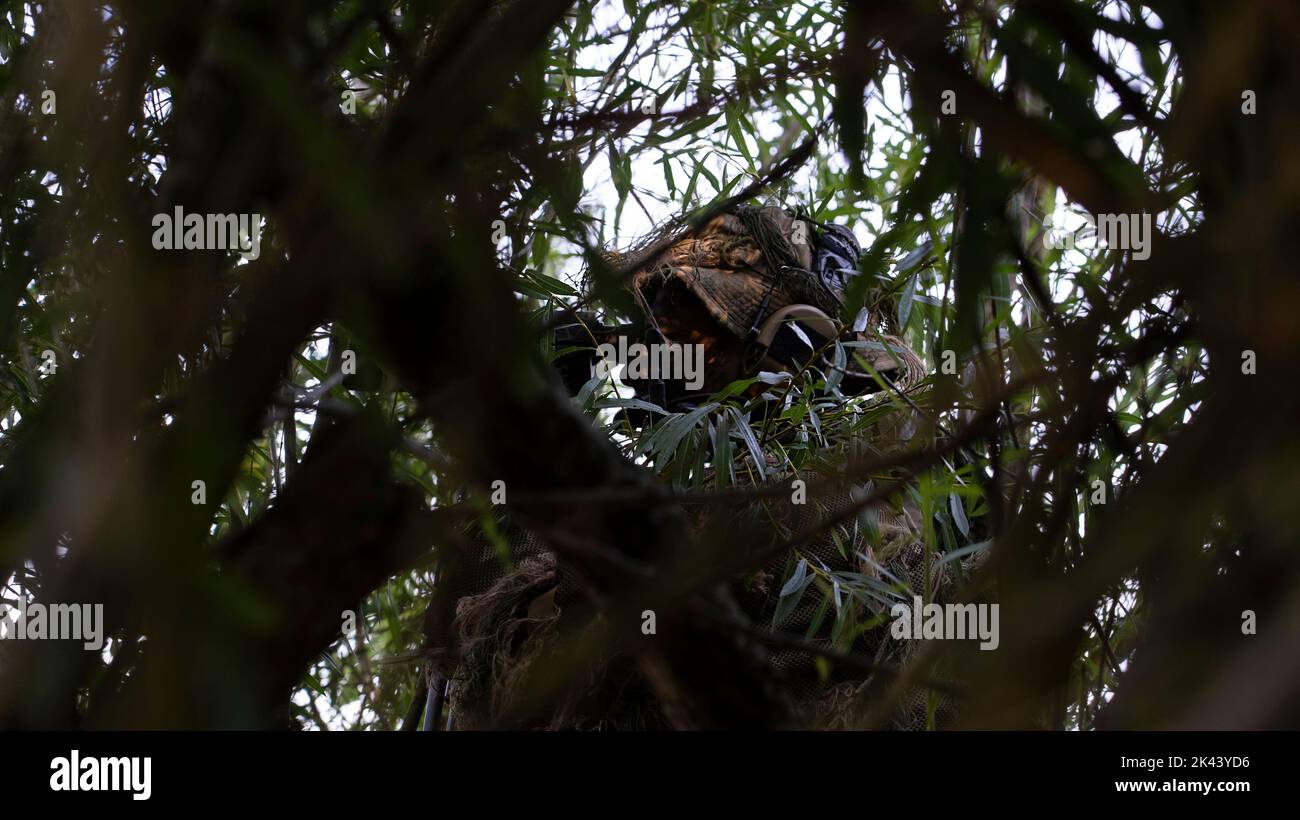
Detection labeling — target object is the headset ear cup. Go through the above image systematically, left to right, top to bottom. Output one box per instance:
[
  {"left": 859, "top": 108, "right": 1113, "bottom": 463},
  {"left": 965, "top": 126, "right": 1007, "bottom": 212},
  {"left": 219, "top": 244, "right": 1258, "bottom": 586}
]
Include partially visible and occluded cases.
[{"left": 747, "top": 304, "right": 837, "bottom": 375}]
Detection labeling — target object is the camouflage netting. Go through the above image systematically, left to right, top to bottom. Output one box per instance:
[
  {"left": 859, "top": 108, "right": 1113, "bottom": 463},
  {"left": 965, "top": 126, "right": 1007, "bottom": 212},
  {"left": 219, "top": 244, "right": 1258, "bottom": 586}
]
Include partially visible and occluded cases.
[
  {"left": 612, "top": 203, "right": 928, "bottom": 394},
  {"left": 628, "top": 207, "right": 826, "bottom": 339}
]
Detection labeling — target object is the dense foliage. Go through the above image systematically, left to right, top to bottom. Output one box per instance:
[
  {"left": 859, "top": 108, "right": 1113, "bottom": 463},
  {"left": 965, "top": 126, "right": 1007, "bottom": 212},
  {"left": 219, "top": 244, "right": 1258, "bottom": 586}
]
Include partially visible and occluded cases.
[{"left": 1, "top": 0, "right": 1297, "bottom": 729}]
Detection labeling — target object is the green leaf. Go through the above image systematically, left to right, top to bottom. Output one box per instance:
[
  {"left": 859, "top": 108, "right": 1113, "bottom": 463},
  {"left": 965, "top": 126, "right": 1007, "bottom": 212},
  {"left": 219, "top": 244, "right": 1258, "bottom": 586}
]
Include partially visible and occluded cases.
[
  {"left": 725, "top": 106, "right": 754, "bottom": 170},
  {"left": 659, "top": 156, "right": 676, "bottom": 195},
  {"left": 527, "top": 271, "right": 579, "bottom": 296},
  {"left": 897, "top": 273, "right": 917, "bottom": 331},
  {"left": 595, "top": 397, "right": 667, "bottom": 415},
  {"left": 644, "top": 402, "right": 718, "bottom": 465},
  {"left": 728, "top": 406, "right": 766, "bottom": 479},
  {"left": 949, "top": 492, "right": 970, "bottom": 537},
  {"left": 938, "top": 540, "right": 991, "bottom": 566},
  {"left": 780, "top": 558, "right": 808, "bottom": 596},
  {"left": 773, "top": 559, "right": 813, "bottom": 628}
]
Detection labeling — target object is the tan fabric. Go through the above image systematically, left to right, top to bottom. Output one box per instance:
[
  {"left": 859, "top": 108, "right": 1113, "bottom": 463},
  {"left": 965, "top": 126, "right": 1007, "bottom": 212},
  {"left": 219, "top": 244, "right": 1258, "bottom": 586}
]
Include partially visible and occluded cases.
[
  {"left": 628, "top": 206, "right": 926, "bottom": 391},
  {"left": 633, "top": 208, "right": 813, "bottom": 340}
]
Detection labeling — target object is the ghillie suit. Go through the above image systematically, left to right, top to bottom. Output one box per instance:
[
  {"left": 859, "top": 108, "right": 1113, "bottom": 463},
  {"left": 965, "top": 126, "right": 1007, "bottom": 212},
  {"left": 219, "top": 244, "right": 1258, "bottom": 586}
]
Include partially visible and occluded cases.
[
  {"left": 432, "top": 203, "right": 980, "bottom": 730},
  {"left": 553, "top": 204, "right": 925, "bottom": 411},
  {"left": 443, "top": 546, "right": 674, "bottom": 730}
]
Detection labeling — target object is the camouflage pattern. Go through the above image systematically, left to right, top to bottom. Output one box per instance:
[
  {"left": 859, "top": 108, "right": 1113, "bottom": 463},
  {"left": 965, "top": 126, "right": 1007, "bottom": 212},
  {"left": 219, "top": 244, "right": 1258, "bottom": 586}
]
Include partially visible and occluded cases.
[{"left": 632, "top": 207, "right": 815, "bottom": 341}]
